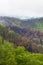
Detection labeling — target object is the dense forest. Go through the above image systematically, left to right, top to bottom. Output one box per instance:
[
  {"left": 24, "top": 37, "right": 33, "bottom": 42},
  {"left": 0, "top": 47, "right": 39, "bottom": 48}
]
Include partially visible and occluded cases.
[
  {"left": 0, "top": 16, "right": 43, "bottom": 65},
  {"left": 0, "top": 37, "right": 43, "bottom": 65}
]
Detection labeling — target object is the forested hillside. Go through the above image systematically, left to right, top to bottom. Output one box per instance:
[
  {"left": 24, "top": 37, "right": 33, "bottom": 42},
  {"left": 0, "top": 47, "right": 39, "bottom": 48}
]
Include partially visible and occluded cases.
[
  {"left": 0, "top": 16, "right": 43, "bottom": 65},
  {"left": 0, "top": 16, "right": 43, "bottom": 32},
  {"left": 0, "top": 24, "right": 43, "bottom": 53},
  {"left": 0, "top": 36, "right": 43, "bottom": 65}
]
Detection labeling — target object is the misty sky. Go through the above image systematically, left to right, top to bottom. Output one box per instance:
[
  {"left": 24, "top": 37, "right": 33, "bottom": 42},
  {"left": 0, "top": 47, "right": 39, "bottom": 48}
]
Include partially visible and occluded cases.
[{"left": 0, "top": 0, "right": 43, "bottom": 19}]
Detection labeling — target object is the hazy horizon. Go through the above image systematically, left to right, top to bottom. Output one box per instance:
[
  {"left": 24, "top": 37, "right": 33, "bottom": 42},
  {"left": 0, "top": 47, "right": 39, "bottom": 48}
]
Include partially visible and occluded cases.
[{"left": 0, "top": 0, "right": 43, "bottom": 19}]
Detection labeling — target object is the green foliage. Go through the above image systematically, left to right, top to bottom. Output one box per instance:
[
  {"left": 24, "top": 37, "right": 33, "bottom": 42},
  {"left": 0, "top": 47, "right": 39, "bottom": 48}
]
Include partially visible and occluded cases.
[
  {"left": 31, "top": 22, "right": 43, "bottom": 32},
  {"left": 0, "top": 24, "right": 19, "bottom": 44},
  {"left": 7, "top": 30, "right": 19, "bottom": 43},
  {"left": 0, "top": 37, "right": 43, "bottom": 65},
  {"left": 0, "top": 39, "right": 17, "bottom": 65}
]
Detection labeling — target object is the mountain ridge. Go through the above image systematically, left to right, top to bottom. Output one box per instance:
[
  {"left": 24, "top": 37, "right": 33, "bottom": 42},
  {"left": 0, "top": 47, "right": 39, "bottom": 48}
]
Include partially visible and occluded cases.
[{"left": 0, "top": 16, "right": 43, "bottom": 32}]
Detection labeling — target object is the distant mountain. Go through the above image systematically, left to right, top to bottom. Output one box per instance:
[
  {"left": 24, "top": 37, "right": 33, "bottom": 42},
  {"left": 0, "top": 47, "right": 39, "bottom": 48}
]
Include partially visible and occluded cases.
[
  {"left": 0, "top": 16, "right": 43, "bottom": 32},
  {"left": 0, "top": 16, "right": 43, "bottom": 46}
]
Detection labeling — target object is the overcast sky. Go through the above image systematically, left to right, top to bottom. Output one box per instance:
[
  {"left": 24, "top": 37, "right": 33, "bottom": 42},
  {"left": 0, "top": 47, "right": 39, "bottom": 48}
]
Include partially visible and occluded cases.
[{"left": 0, "top": 0, "right": 43, "bottom": 19}]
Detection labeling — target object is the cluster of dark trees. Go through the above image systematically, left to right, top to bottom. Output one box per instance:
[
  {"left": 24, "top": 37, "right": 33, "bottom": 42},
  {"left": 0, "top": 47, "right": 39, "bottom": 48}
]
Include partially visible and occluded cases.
[{"left": 0, "top": 24, "right": 43, "bottom": 53}]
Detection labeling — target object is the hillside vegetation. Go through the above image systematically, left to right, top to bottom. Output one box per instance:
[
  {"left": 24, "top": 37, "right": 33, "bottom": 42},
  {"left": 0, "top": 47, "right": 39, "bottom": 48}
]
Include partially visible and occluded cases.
[
  {"left": 0, "top": 17, "right": 43, "bottom": 65},
  {"left": 0, "top": 17, "right": 43, "bottom": 32},
  {"left": 0, "top": 24, "right": 43, "bottom": 53},
  {"left": 0, "top": 37, "right": 43, "bottom": 65}
]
